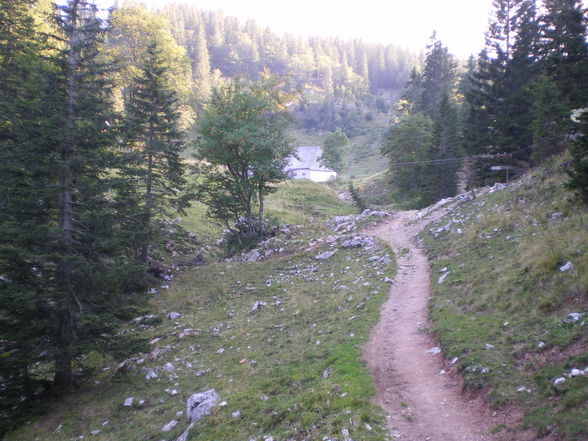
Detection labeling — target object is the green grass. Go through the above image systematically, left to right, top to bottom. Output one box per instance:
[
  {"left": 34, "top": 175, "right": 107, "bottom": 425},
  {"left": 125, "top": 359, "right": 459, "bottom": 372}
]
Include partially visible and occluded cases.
[
  {"left": 420, "top": 158, "right": 588, "bottom": 440},
  {"left": 6, "top": 180, "right": 393, "bottom": 441},
  {"left": 265, "top": 180, "right": 350, "bottom": 225}
]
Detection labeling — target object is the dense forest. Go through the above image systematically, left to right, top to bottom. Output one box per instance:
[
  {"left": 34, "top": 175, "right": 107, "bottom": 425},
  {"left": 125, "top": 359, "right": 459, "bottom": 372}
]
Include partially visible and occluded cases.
[{"left": 383, "top": 0, "right": 588, "bottom": 208}]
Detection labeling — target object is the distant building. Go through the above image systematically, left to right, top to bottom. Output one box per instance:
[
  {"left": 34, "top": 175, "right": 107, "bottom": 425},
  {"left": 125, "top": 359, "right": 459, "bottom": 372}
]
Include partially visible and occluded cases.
[{"left": 285, "top": 146, "right": 337, "bottom": 182}]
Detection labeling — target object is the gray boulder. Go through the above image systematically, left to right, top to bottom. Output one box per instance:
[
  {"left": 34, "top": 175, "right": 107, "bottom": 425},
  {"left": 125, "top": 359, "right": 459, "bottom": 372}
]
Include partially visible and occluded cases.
[
  {"left": 316, "top": 250, "right": 337, "bottom": 261},
  {"left": 186, "top": 389, "right": 220, "bottom": 423}
]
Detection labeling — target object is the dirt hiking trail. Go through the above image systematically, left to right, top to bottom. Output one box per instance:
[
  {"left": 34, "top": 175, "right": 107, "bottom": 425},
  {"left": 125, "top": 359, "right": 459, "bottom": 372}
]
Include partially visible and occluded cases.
[{"left": 364, "top": 208, "right": 505, "bottom": 441}]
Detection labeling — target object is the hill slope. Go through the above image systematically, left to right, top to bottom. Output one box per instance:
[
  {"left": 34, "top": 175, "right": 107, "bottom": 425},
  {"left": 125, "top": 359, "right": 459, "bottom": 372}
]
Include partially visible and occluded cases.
[
  {"left": 419, "top": 159, "right": 588, "bottom": 439},
  {"left": 5, "top": 182, "right": 396, "bottom": 441}
]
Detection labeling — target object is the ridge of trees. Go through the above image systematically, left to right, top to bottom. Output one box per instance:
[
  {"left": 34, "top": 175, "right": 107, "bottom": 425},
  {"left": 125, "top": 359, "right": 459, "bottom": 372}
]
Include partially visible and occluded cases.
[
  {"left": 383, "top": 0, "right": 588, "bottom": 208},
  {"left": 158, "top": 3, "right": 420, "bottom": 105}
]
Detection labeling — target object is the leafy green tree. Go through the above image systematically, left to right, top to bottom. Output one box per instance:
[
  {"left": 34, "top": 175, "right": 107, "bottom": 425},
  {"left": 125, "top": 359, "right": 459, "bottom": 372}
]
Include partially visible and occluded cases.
[
  {"left": 124, "top": 41, "right": 188, "bottom": 264},
  {"left": 195, "top": 76, "right": 293, "bottom": 246},
  {"left": 382, "top": 113, "right": 434, "bottom": 208},
  {"left": 320, "top": 127, "right": 350, "bottom": 172}
]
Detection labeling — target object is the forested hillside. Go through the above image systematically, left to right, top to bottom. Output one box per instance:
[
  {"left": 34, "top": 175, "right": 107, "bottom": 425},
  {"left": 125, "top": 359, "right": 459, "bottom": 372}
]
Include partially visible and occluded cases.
[
  {"left": 378, "top": 0, "right": 588, "bottom": 209},
  {"left": 159, "top": 3, "right": 418, "bottom": 104}
]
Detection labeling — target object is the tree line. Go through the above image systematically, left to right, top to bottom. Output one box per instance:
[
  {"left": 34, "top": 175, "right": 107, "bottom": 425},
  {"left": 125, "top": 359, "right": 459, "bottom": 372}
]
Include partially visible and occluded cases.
[{"left": 383, "top": 0, "right": 588, "bottom": 208}]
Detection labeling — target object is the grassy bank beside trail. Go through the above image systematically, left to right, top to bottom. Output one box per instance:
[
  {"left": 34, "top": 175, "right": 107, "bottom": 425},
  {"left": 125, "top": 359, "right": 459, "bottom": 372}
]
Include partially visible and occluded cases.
[
  {"left": 420, "top": 160, "right": 588, "bottom": 440},
  {"left": 7, "top": 181, "right": 394, "bottom": 441}
]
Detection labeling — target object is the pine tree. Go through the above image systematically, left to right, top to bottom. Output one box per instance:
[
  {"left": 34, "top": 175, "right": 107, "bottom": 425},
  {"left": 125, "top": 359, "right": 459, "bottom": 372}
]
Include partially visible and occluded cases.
[
  {"left": 540, "top": 0, "right": 588, "bottom": 110},
  {"left": 419, "top": 36, "right": 458, "bottom": 119},
  {"left": 124, "top": 41, "right": 188, "bottom": 264},
  {"left": 424, "top": 93, "right": 462, "bottom": 203},
  {"left": 566, "top": 109, "right": 588, "bottom": 200}
]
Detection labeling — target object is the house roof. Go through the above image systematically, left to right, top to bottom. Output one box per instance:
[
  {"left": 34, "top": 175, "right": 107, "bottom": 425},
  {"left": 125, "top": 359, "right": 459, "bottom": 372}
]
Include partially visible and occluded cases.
[{"left": 285, "top": 146, "right": 335, "bottom": 173}]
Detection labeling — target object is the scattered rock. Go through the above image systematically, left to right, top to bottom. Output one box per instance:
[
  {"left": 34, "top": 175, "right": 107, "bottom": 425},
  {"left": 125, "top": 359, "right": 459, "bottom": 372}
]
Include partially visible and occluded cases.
[
  {"left": 549, "top": 212, "right": 564, "bottom": 220},
  {"left": 341, "top": 235, "right": 374, "bottom": 249},
  {"left": 243, "top": 249, "right": 262, "bottom": 262},
  {"left": 315, "top": 250, "right": 337, "bottom": 261},
  {"left": 559, "top": 261, "right": 575, "bottom": 272},
  {"left": 438, "top": 272, "right": 450, "bottom": 284},
  {"left": 384, "top": 277, "right": 394, "bottom": 283},
  {"left": 251, "top": 301, "right": 267, "bottom": 312},
  {"left": 167, "top": 312, "right": 181, "bottom": 320},
  {"left": 565, "top": 312, "right": 584, "bottom": 323},
  {"left": 178, "top": 328, "right": 200, "bottom": 339},
  {"left": 484, "top": 343, "right": 495, "bottom": 350},
  {"left": 426, "top": 347, "right": 441, "bottom": 355},
  {"left": 323, "top": 368, "right": 333, "bottom": 379},
  {"left": 145, "top": 369, "right": 158, "bottom": 380},
  {"left": 553, "top": 377, "right": 566, "bottom": 386},
  {"left": 517, "top": 386, "right": 531, "bottom": 393},
  {"left": 186, "top": 389, "right": 220, "bottom": 423},
  {"left": 123, "top": 397, "right": 133, "bottom": 407},
  {"left": 232, "top": 410, "right": 241, "bottom": 418},
  {"left": 161, "top": 419, "right": 178, "bottom": 432},
  {"left": 90, "top": 429, "right": 101, "bottom": 435}
]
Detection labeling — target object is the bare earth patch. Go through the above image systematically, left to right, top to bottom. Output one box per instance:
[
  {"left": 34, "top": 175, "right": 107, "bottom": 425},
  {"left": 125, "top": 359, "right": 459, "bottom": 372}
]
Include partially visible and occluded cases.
[{"left": 364, "top": 209, "right": 507, "bottom": 441}]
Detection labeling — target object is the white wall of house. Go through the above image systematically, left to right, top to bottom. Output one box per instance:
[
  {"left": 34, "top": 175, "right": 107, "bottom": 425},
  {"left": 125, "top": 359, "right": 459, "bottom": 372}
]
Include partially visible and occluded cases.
[
  {"left": 288, "top": 168, "right": 337, "bottom": 182},
  {"left": 309, "top": 169, "right": 337, "bottom": 182}
]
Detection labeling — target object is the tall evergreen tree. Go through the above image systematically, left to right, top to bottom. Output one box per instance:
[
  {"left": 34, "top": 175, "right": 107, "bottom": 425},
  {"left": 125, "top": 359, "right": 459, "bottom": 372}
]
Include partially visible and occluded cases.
[
  {"left": 540, "top": 0, "right": 588, "bottom": 110},
  {"left": 124, "top": 41, "right": 188, "bottom": 264},
  {"left": 425, "top": 93, "right": 462, "bottom": 203}
]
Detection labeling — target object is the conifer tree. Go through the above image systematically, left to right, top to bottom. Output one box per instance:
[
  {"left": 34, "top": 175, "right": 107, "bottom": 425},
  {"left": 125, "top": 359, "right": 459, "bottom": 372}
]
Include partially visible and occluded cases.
[{"left": 124, "top": 41, "right": 188, "bottom": 264}]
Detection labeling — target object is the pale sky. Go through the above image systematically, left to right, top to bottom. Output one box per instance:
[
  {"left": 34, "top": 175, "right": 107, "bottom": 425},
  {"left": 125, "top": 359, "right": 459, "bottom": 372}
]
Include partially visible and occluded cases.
[{"left": 98, "top": 0, "right": 497, "bottom": 58}]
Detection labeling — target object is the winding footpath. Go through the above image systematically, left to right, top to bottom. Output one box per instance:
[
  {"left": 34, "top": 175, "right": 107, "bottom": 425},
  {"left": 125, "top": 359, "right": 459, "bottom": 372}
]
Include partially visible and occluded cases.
[{"left": 364, "top": 209, "right": 503, "bottom": 441}]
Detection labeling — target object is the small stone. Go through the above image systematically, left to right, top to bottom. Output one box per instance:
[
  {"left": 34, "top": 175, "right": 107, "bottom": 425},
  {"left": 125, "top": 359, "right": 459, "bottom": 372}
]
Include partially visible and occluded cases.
[
  {"left": 316, "top": 250, "right": 337, "bottom": 261},
  {"left": 559, "top": 261, "right": 574, "bottom": 272},
  {"left": 438, "top": 272, "right": 450, "bottom": 284},
  {"left": 384, "top": 277, "right": 394, "bottom": 283},
  {"left": 251, "top": 301, "right": 267, "bottom": 312},
  {"left": 167, "top": 312, "right": 181, "bottom": 320},
  {"left": 565, "top": 312, "right": 583, "bottom": 323},
  {"left": 537, "top": 341, "right": 545, "bottom": 348},
  {"left": 484, "top": 343, "right": 494, "bottom": 350},
  {"left": 426, "top": 347, "right": 441, "bottom": 355},
  {"left": 216, "top": 348, "right": 225, "bottom": 354},
  {"left": 450, "top": 357, "right": 458, "bottom": 365},
  {"left": 323, "top": 368, "right": 333, "bottom": 379},
  {"left": 570, "top": 368, "right": 583, "bottom": 377},
  {"left": 145, "top": 369, "right": 158, "bottom": 380},
  {"left": 553, "top": 377, "right": 566, "bottom": 386},
  {"left": 517, "top": 386, "right": 530, "bottom": 393},
  {"left": 260, "top": 395, "right": 269, "bottom": 402},
  {"left": 123, "top": 397, "right": 133, "bottom": 406},
  {"left": 219, "top": 401, "right": 227, "bottom": 407},
  {"left": 232, "top": 410, "right": 241, "bottom": 418},
  {"left": 161, "top": 419, "right": 178, "bottom": 432},
  {"left": 90, "top": 430, "right": 101, "bottom": 435}
]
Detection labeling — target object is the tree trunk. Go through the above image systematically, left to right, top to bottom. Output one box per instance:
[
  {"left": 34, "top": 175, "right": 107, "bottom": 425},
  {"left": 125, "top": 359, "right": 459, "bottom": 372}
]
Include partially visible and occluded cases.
[
  {"left": 54, "top": 0, "right": 80, "bottom": 389},
  {"left": 142, "top": 148, "right": 154, "bottom": 264},
  {"left": 257, "top": 184, "right": 264, "bottom": 235}
]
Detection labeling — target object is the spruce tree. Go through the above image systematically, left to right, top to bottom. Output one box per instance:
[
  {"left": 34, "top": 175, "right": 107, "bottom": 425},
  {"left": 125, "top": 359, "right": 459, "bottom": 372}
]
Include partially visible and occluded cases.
[{"left": 124, "top": 41, "right": 188, "bottom": 264}]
